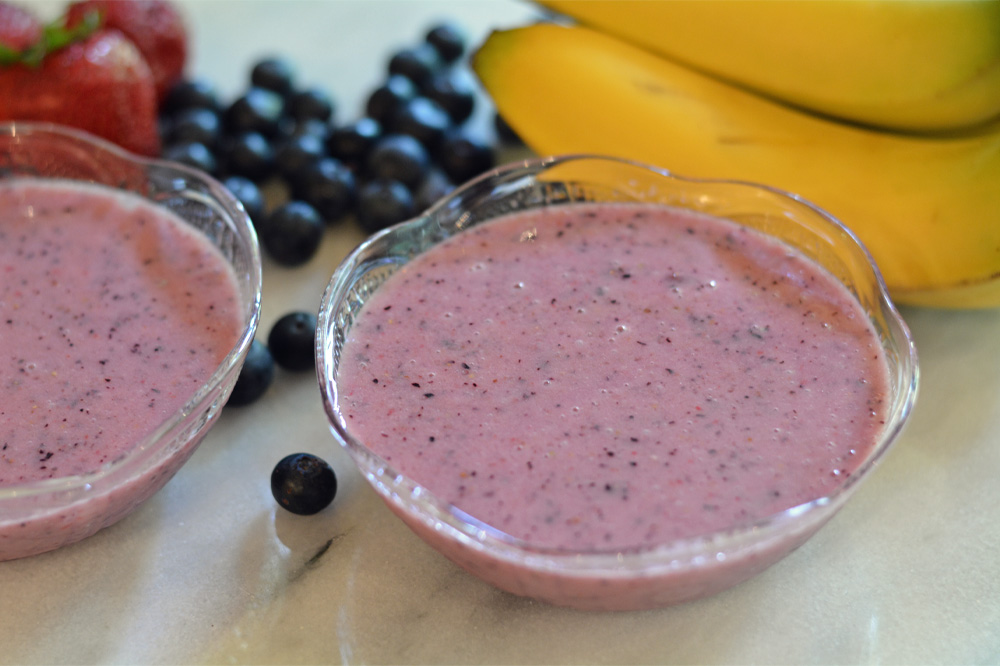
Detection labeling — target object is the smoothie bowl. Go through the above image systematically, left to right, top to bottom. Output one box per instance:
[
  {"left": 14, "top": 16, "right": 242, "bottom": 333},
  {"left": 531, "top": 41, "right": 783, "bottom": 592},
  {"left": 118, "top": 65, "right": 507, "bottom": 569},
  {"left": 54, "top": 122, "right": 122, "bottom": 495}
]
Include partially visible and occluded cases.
[
  {"left": 0, "top": 123, "right": 261, "bottom": 560},
  {"left": 317, "top": 154, "right": 917, "bottom": 611}
]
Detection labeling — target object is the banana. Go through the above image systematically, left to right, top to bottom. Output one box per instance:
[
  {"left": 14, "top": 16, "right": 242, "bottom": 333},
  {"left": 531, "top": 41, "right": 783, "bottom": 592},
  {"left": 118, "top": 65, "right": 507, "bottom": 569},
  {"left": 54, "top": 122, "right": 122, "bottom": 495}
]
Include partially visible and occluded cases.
[
  {"left": 536, "top": 0, "right": 1000, "bottom": 134},
  {"left": 473, "top": 23, "right": 1000, "bottom": 308}
]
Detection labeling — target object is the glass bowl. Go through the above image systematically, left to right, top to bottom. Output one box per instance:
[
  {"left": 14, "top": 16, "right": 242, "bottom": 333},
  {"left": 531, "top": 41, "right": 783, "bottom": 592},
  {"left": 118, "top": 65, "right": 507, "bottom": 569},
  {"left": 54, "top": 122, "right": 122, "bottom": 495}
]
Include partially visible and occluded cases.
[
  {"left": 0, "top": 123, "right": 262, "bottom": 561},
  {"left": 317, "top": 154, "right": 918, "bottom": 611}
]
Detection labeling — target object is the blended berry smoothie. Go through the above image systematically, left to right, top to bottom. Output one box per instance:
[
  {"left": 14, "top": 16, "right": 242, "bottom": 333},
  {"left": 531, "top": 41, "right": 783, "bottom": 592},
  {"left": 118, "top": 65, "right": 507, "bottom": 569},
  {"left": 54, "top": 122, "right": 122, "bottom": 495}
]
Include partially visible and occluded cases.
[
  {"left": 0, "top": 180, "right": 243, "bottom": 486},
  {"left": 336, "top": 202, "right": 890, "bottom": 552}
]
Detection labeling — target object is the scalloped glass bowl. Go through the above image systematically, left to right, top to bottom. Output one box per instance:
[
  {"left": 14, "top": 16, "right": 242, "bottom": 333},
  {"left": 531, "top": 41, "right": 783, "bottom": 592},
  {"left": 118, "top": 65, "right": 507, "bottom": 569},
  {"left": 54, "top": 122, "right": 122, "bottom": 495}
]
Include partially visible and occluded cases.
[
  {"left": 0, "top": 123, "right": 262, "bottom": 561},
  {"left": 317, "top": 154, "right": 918, "bottom": 611}
]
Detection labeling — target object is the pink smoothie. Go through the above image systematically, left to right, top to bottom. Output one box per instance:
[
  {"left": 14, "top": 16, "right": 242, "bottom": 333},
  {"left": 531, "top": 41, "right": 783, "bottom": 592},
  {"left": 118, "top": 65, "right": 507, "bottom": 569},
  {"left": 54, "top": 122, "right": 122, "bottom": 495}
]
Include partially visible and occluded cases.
[
  {"left": 0, "top": 180, "right": 243, "bottom": 485},
  {"left": 337, "top": 203, "right": 890, "bottom": 552}
]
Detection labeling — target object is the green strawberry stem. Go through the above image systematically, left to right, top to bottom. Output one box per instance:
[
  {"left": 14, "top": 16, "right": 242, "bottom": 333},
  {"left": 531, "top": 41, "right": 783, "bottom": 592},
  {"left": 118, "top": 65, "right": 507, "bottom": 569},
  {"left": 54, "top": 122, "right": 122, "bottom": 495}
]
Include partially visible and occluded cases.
[{"left": 0, "top": 9, "right": 103, "bottom": 68}]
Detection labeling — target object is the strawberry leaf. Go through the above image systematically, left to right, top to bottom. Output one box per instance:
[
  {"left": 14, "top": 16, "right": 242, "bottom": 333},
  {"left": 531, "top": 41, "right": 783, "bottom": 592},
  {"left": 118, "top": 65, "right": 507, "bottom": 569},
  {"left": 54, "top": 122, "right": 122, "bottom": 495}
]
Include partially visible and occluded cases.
[
  {"left": 0, "top": 9, "right": 103, "bottom": 68},
  {"left": 0, "top": 44, "right": 20, "bottom": 65}
]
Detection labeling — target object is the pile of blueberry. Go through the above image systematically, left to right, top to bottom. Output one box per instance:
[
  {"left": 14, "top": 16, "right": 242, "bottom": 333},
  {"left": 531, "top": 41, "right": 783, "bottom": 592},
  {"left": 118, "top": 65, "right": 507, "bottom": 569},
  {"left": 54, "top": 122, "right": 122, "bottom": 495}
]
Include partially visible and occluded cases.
[{"left": 159, "top": 21, "right": 515, "bottom": 269}]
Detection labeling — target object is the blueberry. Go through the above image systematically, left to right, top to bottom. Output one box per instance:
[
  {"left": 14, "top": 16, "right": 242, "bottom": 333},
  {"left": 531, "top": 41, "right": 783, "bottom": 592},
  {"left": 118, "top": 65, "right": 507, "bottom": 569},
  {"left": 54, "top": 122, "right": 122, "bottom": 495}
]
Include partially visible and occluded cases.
[
  {"left": 425, "top": 22, "right": 466, "bottom": 64},
  {"left": 387, "top": 43, "right": 442, "bottom": 87},
  {"left": 250, "top": 57, "right": 296, "bottom": 96},
  {"left": 423, "top": 69, "right": 476, "bottom": 124},
  {"left": 365, "top": 74, "right": 417, "bottom": 124},
  {"left": 162, "top": 78, "right": 221, "bottom": 115},
  {"left": 225, "top": 87, "right": 285, "bottom": 137},
  {"left": 287, "top": 87, "right": 335, "bottom": 123},
  {"left": 391, "top": 96, "right": 452, "bottom": 150},
  {"left": 166, "top": 107, "right": 221, "bottom": 147},
  {"left": 494, "top": 112, "right": 523, "bottom": 145},
  {"left": 158, "top": 114, "right": 174, "bottom": 143},
  {"left": 279, "top": 117, "right": 332, "bottom": 143},
  {"left": 326, "top": 117, "right": 382, "bottom": 166},
  {"left": 438, "top": 130, "right": 495, "bottom": 184},
  {"left": 221, "top": 131, "right": 275, "bottom": 181},
  {"left": 274, "top": 132, "right": 326, "bottom": 181},
  {"left": 367, "top": 134, "right": 430, "bottom": 189},
  {"left": 161, "top": 141, "right": 218, "bottom": 175},
  {"left": 292, "top": 157, "right": 357, "bottom": 222},
  {"left": 414, "top": 168, "right": 455, "bottom": 211},
  {"left": 222, "top": 175, "right": 266, "bottom": 227},
  {"left": 356, "top": 179, "right": 415, "bottom": 233},
  {"left": 261, "top": 201, "right": 324, "bottom": 266},
  {"left": 268, "top": 311, "right": 318, "bottom": 372},
  {"left": 228, "top": 339, "right": 275, "bottom": 407},
  {"left": 271, "top": 453, "right": 337, "bottom": 515}
]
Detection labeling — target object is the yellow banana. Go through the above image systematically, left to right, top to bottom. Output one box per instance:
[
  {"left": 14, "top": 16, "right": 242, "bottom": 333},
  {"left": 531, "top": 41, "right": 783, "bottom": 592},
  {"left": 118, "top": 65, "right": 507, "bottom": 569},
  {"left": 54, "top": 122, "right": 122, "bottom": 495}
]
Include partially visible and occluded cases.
[
  {"left": 536, "top": 0, "right": 1000, "bottom": 134},
  {"left": 472, "top": 22, "right": 1000, "bottom": 308}
]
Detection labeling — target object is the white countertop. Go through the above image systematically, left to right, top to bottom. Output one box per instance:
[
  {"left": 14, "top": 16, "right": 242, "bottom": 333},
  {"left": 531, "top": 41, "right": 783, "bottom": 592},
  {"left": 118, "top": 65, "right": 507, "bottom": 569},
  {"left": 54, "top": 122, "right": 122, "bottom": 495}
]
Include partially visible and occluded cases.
[{"left": 4, "top": 2, "right": 1000, "bottom": 664}]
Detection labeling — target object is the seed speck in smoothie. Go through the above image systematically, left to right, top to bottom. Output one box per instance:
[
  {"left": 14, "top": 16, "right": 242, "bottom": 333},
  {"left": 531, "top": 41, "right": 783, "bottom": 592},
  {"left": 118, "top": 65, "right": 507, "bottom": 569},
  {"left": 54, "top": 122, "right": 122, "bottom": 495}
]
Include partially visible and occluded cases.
[
  {"left": 0, "top": 180, "right": 243, "bottom": 485},
  {"left": 336, "top": 203, "right": 891, "bottom": 551}
]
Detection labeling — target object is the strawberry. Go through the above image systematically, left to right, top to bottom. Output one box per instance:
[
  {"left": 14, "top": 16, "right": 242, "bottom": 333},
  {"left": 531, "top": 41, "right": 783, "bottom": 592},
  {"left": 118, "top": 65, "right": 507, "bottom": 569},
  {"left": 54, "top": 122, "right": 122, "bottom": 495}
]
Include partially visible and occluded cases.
[
  {"left": 66, "top": 0, "right": 187, "bottom": 102},
  {"left": 0, "top": 2, "right": 42, "bottom": 53},
  {"left": 0, "top": 28, "right": 161, "bottom": 156}
]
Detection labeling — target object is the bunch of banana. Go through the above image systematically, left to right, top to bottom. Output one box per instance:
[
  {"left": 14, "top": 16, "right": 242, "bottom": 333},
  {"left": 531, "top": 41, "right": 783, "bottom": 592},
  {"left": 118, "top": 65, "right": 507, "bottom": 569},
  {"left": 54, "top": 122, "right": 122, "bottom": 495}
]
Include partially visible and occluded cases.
[
  {"left": 535, "top": 0, "right": 1000, "bottom": 134},
  {"left": 472, "top": 16, "right": 1000, "bottom": 309}
]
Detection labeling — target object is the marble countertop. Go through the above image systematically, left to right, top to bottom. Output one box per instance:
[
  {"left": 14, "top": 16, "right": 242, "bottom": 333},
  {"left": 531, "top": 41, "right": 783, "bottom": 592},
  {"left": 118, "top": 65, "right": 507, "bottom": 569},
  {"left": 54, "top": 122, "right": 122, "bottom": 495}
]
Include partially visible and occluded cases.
[{"left": 4, "top": 1, "right": 1000, "bottom": 663}]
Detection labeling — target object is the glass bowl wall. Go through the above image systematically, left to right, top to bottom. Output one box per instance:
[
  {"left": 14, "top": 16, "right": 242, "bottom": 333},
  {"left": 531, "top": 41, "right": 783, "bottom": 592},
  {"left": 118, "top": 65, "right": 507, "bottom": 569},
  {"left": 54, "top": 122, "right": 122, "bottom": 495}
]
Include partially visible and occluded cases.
[
  {"left": 0, "top": 123, "right": 262, "bottom": 561},
  {"left": 317, "top": 154, "right": 917, "bottom": 610}
]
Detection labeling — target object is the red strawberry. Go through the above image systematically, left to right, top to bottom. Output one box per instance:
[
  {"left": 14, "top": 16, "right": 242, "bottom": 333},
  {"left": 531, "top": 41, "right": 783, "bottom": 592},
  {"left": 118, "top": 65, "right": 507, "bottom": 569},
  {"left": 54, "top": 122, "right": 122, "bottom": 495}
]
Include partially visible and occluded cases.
[
  {"left": 66, "top": 0, "right": 187, "bottom": 102},
  {"left": 0, "top": 2, "right": 43, "bottom": 52},
  {"left": 0, "top": 28, "right": 161, "bottom": 156}
]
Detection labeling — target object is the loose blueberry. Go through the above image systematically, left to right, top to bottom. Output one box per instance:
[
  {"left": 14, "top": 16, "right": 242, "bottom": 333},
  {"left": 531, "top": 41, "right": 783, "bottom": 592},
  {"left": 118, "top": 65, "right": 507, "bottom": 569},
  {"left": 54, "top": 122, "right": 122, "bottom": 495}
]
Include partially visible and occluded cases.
[
  {"left": 425, "top": 22, "right": 466, "bottom": 63},
  {"left": 387, "top": 43, "right": 442, "bottom": 87},
  {"left": 250, "top": 57, "right": 296, "bottom": 96},
  {"left": 423, "top": 69, "right": 476, "bottom": 124},
  {"left": 366, "top": 74, "right": 417, "bottom": 125},
  {"left": 162, "top": 78, "right": 221, "bottom": 115},
  {"left": 225, "top": 87, "right": 285, "bottom": 137},
  {"left": 287, "top": 87, "right": 335, "bottom": 123},
  {"left": 391, "top": 96, "right": 451, "bottom": 150},
  {"left": 166, "top": 107, "right": 221, "bottom": 147},
  {"left": 326, "top": 116, "right": 382, "bottom": 166},
  {"left": 438, "top": 130, "right": 495, "bottom": 184},
  {"left": 221, "top": 131, "right": 275, "bottom": 181},
  {"left": 274, "top": 132, "right": 326, "bottom": 181},
  {"left": 367, "top": 134, "right": 430, "bottom": 189},
  {"left": 161, "top": 141, "right": 218, "bottom": 175},
  {"left": 292, "top": 157, "right": 357, "bottom": 222},
  {"left": 222, "top": 175, "right": 266, "bottom": 227},
  {"left": 356, "top": 179, "right": 415, "bottom": 233},
  {"left": 261, "top": 201, "right": 324, "bottom": 266},
  {"left": 268, "top": 311, "right": 318, "bottom": 372},
  {"left": 228, "top": 339, "right": 275, "bottom": 407},
  {"left": 271, "top": 452, "right": 337, "bottom": 515}
]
